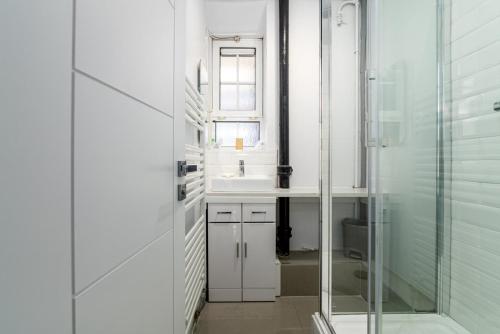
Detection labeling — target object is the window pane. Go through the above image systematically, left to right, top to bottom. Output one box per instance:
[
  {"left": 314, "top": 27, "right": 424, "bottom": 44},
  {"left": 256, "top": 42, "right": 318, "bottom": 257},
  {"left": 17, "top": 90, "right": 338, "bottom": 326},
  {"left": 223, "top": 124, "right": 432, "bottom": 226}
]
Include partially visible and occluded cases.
[
  {"left": 221, "top": 48, "right": 255, "bottom": 56},
  {"left": 220, "top": 56, "right": 237, "bottom": 82},
  {"left": 239, "top": 56, "right": 256, "bottom": 83},
  {"left": 220, "top": 84, "right": 237, "bottom": 110},
  {"left": 238, "top": 85, "right": 256, "bottom": 111},
  {"left": 215, "top": 122, "right": 260, "bottom": 147},
  {"left": 215, "top": 122, "right": 238, "bottom": 146},
  {"left": 237, "top": 122, "right": 260, "bottom": 146}
]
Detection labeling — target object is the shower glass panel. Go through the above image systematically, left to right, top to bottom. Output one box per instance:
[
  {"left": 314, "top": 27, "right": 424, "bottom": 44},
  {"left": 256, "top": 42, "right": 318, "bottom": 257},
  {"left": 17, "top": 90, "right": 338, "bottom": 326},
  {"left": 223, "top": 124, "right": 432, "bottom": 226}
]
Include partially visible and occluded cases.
[
  {"left": 320, "top": 0, "right": 333, "bottom": 323},
  {"left": 320, "top": 0, "right": 371, "bottom": 330},
  {"left": 322, "top": 0, "right": 500, "bottom": 333},
  {"left": 374, "top": 0, "right": 441, "bottom": 318}
]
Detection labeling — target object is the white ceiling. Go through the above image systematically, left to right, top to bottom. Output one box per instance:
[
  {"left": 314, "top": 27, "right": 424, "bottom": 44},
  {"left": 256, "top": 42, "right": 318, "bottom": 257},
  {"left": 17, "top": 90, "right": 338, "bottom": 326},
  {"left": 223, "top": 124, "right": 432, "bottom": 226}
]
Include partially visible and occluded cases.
[{"left": 205, "top": 0, "right": 267, "bottom": 35}]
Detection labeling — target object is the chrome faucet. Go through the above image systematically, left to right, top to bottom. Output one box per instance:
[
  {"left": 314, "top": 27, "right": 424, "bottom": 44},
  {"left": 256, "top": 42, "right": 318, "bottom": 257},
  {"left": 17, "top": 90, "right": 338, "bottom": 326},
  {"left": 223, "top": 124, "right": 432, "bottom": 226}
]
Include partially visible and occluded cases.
[{"left": 239, "top": 160, "right": 245, "bottom": 177}]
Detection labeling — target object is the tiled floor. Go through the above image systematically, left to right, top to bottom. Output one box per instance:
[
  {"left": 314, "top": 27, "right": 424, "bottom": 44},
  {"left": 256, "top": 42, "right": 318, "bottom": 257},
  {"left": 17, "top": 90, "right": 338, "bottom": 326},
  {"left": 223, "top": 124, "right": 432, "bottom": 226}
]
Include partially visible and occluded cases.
[
  {"left": 330, "top": 250, "right": 413, "bottom": 314},
  {"left": 280, "top": 251, "right": 319, "bottom": 297},
  {"left": 196, "top": 296, "right": 318, "bottom": 334}
]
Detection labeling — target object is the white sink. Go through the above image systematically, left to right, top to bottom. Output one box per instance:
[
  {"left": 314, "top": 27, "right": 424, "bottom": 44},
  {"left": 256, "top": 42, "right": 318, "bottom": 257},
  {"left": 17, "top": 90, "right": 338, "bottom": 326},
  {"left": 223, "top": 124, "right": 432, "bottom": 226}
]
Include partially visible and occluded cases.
[{"left": 211, "top": 175, "right": 275, "bottom": 192}]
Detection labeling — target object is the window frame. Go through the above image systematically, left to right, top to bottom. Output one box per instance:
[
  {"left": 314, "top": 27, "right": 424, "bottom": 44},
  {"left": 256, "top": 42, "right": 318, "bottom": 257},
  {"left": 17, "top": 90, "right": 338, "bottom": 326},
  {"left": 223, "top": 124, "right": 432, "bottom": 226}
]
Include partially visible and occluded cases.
[{"left": 212, "top": 39, "right": 263, "bottom": 118}]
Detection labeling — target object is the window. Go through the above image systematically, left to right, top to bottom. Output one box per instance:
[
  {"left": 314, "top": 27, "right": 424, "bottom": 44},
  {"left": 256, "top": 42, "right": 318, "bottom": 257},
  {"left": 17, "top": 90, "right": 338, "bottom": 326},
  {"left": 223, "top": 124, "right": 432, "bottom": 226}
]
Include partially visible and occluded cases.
[
  {"left": 212, "top": 39, "right": 262, "bottom": 118},
  {"left": 220, "top": 48, "right": 256, "bottom": 111},
  {"left": 214, "top": 121, "right": 260, "bottom": 147}
]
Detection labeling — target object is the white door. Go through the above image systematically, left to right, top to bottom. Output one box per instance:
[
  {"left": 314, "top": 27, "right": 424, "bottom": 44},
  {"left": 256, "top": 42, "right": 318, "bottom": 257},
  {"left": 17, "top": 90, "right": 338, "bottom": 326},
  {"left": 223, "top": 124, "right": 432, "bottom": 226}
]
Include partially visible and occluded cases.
[
  {"left": 1, "top": 0, "right": 186, "bottom": 333},
  {"left": 73, "top": 0, "right": 186, "bottom": 333},
  {"left": 208, "top": 222, "right": 242, "bottom": 301},
  {"left": 242, "top": 222, "right": 276, "bottom": 301}
]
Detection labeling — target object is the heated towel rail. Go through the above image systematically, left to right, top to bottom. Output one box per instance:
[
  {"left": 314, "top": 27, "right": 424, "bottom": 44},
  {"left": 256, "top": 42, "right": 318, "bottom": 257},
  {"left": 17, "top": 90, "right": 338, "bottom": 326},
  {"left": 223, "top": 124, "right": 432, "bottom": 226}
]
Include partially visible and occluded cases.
[{"left": 184, "top": 78, "right": 207, "bottom": 333}]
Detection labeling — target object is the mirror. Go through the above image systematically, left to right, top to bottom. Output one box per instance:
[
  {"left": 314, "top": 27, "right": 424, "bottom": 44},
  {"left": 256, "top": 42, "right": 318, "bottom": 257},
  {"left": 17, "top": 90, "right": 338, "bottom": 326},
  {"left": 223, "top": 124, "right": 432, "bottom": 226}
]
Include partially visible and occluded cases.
[{"left": 197, "top": 59, "right": 208, "bottom": 96}]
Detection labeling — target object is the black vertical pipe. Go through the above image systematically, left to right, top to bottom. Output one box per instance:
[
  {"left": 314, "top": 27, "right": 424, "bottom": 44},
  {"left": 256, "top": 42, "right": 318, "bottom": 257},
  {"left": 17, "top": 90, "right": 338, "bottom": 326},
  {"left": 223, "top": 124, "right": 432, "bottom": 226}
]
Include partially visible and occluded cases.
[
  {"left": 277, "top": 0, "right": 292, "bottom": 256},
  {"left": 278, "top": 0, "right": 290, "bottom": 189},
  {"left": 277, "top": 197, "right": 291, "bottom": 256}
]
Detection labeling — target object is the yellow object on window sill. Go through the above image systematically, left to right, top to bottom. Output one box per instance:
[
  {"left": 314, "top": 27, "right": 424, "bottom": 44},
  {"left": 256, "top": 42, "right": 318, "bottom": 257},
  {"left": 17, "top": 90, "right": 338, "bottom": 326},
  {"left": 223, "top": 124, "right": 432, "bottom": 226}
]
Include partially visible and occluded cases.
[{"left": 235, "top": 137, "right": 243, "bottom": 151}]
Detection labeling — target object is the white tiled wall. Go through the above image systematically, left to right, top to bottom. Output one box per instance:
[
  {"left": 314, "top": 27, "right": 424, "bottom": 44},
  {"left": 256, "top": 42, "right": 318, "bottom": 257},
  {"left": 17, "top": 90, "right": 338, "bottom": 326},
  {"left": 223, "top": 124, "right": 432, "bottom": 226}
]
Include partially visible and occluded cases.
[{"left": 449, "top": 1, "right": 500, "bottom": 332}]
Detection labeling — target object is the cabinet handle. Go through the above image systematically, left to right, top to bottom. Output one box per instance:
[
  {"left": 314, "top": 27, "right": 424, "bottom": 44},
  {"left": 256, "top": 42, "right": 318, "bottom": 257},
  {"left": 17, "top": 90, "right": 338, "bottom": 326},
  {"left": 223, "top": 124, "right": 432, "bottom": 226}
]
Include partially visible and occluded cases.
[
  {"left": 217, "top": 211, "right": 232, "bottom": 215},
  {"left": 251, "top": 211, "right": 266, "bottom": 214},
  {"left": 236, "top": 242, "right": 239, "bottom": 258},
  {"left": 244, "top": 242, "right": 248, "bottom": 258}
]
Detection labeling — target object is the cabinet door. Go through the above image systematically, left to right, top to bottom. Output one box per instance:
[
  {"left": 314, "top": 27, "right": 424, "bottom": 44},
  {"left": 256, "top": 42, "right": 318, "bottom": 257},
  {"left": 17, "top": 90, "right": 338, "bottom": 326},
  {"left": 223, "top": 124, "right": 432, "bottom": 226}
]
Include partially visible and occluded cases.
[
  {"left": 208, "top": 222, "right": 242, "bottom": 301},
  {"left": 242, "top": 222, "right": 276, "bottom": 301}
]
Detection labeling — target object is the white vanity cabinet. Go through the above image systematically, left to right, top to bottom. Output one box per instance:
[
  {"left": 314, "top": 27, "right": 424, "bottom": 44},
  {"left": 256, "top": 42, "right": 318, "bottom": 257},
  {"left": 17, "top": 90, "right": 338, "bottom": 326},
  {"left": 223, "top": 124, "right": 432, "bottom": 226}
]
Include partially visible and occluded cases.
[
  {"left": 208, "top": 202, "right": 276, "bottom": 302},
  {"left": 207, "top": 221, "right": 242, "bottom": 301}
]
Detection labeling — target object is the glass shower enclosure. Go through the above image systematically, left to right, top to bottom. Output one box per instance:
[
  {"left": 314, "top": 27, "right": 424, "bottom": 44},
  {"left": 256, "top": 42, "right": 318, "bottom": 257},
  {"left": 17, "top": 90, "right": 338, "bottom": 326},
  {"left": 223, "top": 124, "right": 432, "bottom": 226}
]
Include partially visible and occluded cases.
[{"left": 320, "top": 0, "right": 500, "bottom": 333}]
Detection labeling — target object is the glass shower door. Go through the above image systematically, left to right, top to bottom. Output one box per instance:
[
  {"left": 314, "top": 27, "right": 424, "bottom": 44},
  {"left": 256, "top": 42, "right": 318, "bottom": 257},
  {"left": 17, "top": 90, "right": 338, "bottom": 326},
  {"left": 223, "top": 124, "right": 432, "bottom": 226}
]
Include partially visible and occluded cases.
[
  {"left": 320, "top": 0, "right": 333, "bottom": 324},
  {"left": 320, "top": 0, "right": 372, "bottom": 330},
  {"left": 321, "top": 0, "right": 453, "bottom": 333},
  {"left": 322, "top": 0, "right": 500, "bottom": 333},
  {"left": 370, "top": 0, "right": 451, "bottom": 332}
]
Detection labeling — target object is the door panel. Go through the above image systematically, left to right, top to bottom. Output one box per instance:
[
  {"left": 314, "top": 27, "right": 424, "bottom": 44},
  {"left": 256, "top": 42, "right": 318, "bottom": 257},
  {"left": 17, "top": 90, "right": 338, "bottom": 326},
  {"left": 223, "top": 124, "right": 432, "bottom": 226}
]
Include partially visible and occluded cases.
[
  {"left": 75, "top": 0, "right": 175, "bottom": 115},
  {"left": 74, "top": 74, "right": 174, "bottom": 292},
  {"left": 208, "top": 223, "right": 242, "bottom": 291},
  {"left": 242, "top": 223, "right": 276, "bottom": 290},
  {"left": 75, "top": 232, "right": 173, "bottom": 334}
]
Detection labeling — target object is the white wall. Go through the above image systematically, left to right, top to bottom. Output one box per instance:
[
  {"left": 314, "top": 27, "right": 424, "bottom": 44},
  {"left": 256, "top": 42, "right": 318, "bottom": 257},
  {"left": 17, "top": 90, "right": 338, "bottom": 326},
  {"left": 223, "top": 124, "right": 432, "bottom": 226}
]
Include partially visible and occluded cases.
[
  {"left": 186, "top": 0, "right": 209, "bottom": 85},
  {"left": 263, "top": 0, "right": 279, "bottom": 150},
  {"left": 288, "top": 0, "right": 321, "bottom": 250},
  {"left": 289, "top": 0, "right": 320, "bottom": 189},
  {"left": 324, "top": 0, "right": 363, "bottom": 253},
  {"left": 331, "top": 0, "right": 359, "bottom": 188},
  {"left": 0, "top": 1, "right": 73, "bottom": 332},
  {"left": 448, "top": 1, "right": 500, "bottom": 332},
  {"left": 289, "top": 198, "right": 320, "bottom": 251}
]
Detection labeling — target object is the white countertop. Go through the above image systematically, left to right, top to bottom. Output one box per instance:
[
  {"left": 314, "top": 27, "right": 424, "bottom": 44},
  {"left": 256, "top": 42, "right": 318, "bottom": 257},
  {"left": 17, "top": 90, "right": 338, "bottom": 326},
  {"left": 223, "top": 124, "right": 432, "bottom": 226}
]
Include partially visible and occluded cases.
[
  {"left": 205, "top": 186, "right": 368, "bottom": 202},
  {"left": 206, "top": 186, "right": 319, "bottom": 199}
]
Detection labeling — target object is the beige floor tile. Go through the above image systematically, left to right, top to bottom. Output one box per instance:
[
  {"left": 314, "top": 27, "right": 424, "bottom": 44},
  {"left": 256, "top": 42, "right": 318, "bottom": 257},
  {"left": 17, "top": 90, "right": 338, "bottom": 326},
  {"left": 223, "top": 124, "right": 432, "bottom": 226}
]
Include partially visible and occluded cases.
[
  {"left": 287, "top": 296, "right": 319, "bottom": 329},
  {"left": 197, "top": 298, "right": 309, "bottom": 333},
  {"left": 199, "top": 302, "right": 245, "bottom": 320},
  {"left": 198, "top": 318, "right": 300, "bottom": 334},
  {"left": 275, "top": 329, "right": 311, "bottom": 334}
]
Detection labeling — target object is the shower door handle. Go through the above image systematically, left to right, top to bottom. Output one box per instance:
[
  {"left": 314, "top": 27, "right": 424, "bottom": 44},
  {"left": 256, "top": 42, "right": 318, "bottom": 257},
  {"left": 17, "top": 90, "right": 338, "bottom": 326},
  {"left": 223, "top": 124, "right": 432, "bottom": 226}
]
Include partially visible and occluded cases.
[{"left": 365, "top": 69, "right": 378, "bottom": 148}]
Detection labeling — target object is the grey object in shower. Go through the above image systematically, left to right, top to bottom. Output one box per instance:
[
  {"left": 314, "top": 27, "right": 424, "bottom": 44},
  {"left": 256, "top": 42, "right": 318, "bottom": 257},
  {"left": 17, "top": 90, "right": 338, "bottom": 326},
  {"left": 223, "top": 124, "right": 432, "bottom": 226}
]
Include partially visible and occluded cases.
[
  {"left": 494, "top": 101, "right": 500, "bottom": 111},
  {"left": 342, "top": 218, "right": 368, "bottom": 260}
]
